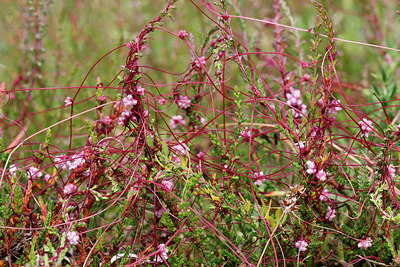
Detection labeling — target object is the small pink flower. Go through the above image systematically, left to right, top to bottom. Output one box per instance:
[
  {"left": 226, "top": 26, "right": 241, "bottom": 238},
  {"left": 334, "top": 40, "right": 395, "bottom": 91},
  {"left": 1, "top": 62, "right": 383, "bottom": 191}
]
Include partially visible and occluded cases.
[
  {"left": 178, "top": 30, "right": 188, "bottom": 39},
  {"left": 126, "top": 41, "right": 134, "bottom": 49},
  {"left": 195, "top": 56, "right": 206, "bottom": 68},
  {"left": 136, "top": 85, "right": 145, "bottom": 96},
  {"left": 286, "top": 89, "right": 306, "bottom": 118},
  {"left": 122, "top": 95, "right": 137, "bottom": 108},
  {"left": 176, "top": 95, "right": 191, "bottom": 109},
  {"left": 64, "top": 97, "right": 73, "bottom": 107},
  {"left": 158, "top": 98, "right": 166, "bottom": 105},
  {"left": 328, "top": 99, "right": 342, "bottom": 116},
  {"left": 143, "top": 110, "right": 149, "bottom": 117},
  {"left": 102, "top": 115, "right": 112, "bottom": 125},
  {"left": 169, "top": 115, "right": 186, "bottom": 130},
  {"left": 359, "top": 119, "right": 373, "bottom": 137},
  {"left": 240, "top": 128, "right": 252, "bottom": 140},
  {"left": 294, "top": 141, "right": 305, "bottom": 149},
  {"left": 172, "top": 142, "right": 189, "bottom": 155},
  {"left": 197, "top": 151, "right": 204, "bottom": 159},
  {"left": 68, "top": 154, "right": 86, "bottom": 170},
  {"left": 306, "top": 161, "right": 317, "bottom": 174},
  {"left": 388, "top": 164, "right": 396, "bottom": 179},
  {"left": 27, "top": 166, "right": 42, "bottom": 179},
  {"left": 316, "top": 169, "right": 327, "bottom": 181},
  {"left": 254, "top": 171, "right": 265, "bottom": 186},
  {"left": 44, "top": 174, "right": 51, "bottom": 182},
  {"left": 162, "top": 180, "right": 173, "bottom": 191},
  {"left": 64, "top": 184, "right": 77, "bottom": 195},
  {"left": 319, "top": 189, "right": 330, "bottom": 202},
  {"left": 326, "top": 206, "right": 336, "bottom": 221},
  {"left": 155, "top": 207, "right": 166, "bottom": 218},
  {"left": 66, "top": 231, "right": 79, "bottom": 245},
  {"left": 357, "top": 237, "right": 372, "bottom": 250},
  {"left": 295, "top": 240, "right": 308, "bottom": 252},
  {"left": 156, "top": 243, "right": 169, "bottom": 262}
]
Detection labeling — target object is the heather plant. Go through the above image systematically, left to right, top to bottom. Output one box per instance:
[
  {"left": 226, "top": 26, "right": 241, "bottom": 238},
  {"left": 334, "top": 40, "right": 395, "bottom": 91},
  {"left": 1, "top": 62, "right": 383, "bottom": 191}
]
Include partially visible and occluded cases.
[{"left": 1, "top": 0, "right": 400, "bottom": 266}]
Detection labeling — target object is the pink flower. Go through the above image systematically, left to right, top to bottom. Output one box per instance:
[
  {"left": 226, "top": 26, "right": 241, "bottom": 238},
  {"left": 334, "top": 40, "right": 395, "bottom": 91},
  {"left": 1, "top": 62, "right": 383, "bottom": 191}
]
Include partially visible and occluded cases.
[
  {"left": 178, "top": 30, "right": 188, "bottom": 39},
  {"left": 126, "top": 41, "right": 134, "bottom": 49},
  {"left": 195, "top": 56, "right": 206, "bottom": 68},
  {"left": 136, "top": 85, "right": 145, "bottom": 96},
  {"left": 286, "top": 89, "right": 307, "bottom": 118},
  {"left": 122, "top": 95, "right": 137, "bottom": 108},
  {"left": 176, "top": 95, "right": 191, "bottom": 109},
  {"left": 64, "top": 97, "right": 73, "bottom": 107},
  {"left": 158, "top": 98, "right": 166, "bottom": 105},
  {"left": 328, "top": 99, "right": 342, "bottom": 116},
  {"left": 119, "top": 110, "right": 133, "bottom": 125},
  {"left": 143, "top": 110, "right": 149, "bottom": 117},
  {"left": 102, "top": 115, "right": 112, "bottom": 125},
  {"left": 169, "top": 115, "right": 186, "bottom": 130},
  {"left": 359, "top": 119, "right": 373, "bottom": 137},
  {"left": 240, "top": 128, "right": 252, "bottom": 140},
  {"left": 294, "top": 141, "right": 305, "bottom": 149},
  {"left": 172, "top": 142, "right": 189, "bottom": 155},
  {"left": 197, "top": 151, "right": 205, "bottom": 159},
  {"left": 54, "top": 154, "right": 68, "bottom": 170},
  {"left": 68, "top": 154, "right": 86, "bottom": 170},
  {"left": 306, "top": 161, "right": 317, "bottom": 174},
  {"left": 388, "top": 164, "right": 396, "bottom": 179},
  {"left": 27, "top": 166, "right": 42, "bottom": 179},
  {"left": 316, "top": 169, "right": 327, "bottom": 181},
  {"left": 254, "top": 171, "right": 265, "bottom": 186},
  {"left": 44, "top": 174, "right": 51, "bottom": 182},
  {"left": 162, "top": 180, "right": 174, "bottom": 191},
  {"left": 64, "top": 184, "right": 77, "bottom": 195},
  {"left": 319, "top": 189, "right": 330, "bottom": 202},
  {"left": 326, "top": 206, "right": 336, "bottom": 221},
  {"left": 155, "top": 207, "right": 166, "bottom": 218},
  {"left": 66, "top": 231, "right": 79, "bottom": 245},
  {"left": 357, "top": 237, "right": 372, "bottom": 250},
  {"left": 295, "top": 240, "right": 308, "bottom": 252},
  {"left": 156, "top": 243, "right": 169, "bottom": 262}
]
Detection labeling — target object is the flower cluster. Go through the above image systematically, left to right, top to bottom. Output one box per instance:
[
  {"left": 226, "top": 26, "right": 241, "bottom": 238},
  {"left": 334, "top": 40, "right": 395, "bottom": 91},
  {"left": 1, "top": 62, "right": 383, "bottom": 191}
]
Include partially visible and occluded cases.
[
  {"left": 178, "top": 30, "right": 188, "bottom": 39},
  {"left": 195, "top": 56, "right": 206, "bottom": 69},
  {"left": 286, "top": 89, "right": 307, "bottom": 118},
  {"left": 122, "top": 95, "right": 137, "bottom": 108},
  {"left": 176, "top": 95, "right": 191, "bottom": 109},
  {"left": 64, "top": 97, "right": 73, "bottom": 107},
  {"left": 327, "top": 99, "right": 342, "bottom": 117},
  {"left": 118, "top": 110, "right": 133, "bottom": 126},
  {"left": 169, "top": 115, "right": 186, "bottom": 130},
  {"left": 359, "top": 118, "right": 374, "bottom": 137},
  {"left": 240, "top": 127, "right": 252, "bottom": 140},
  {"left": 172, "top": 142, "right": 190, "bottom": 156},
  {"left": 306, "top": 161, "right": 317, "bottom": 174},
  {"left": 388, "top": 164, "right": 396, "bottom": 179},
  {"left": 27, "top": 166, "right": 42, "bottom": 179},
  {"left": 316, "top": 169, "right": 327, "bottom": 181},
  {"left": 254, "top": 171, "right": 265, "bottom": 186},
  {"left": 64, "top": 184, "right": 77, "bottom": 195},
  {"left": 319, "top": 189, "right": 330, "bottom": 202},
  {"left": 326, "top": 206, "right": 336, "bottom": 221},
  {"left": 66, "top": 231, "right": 79, "bottom": 246},
  {"left": 357, "top": 237, "right": 372, "bottom": 250},
  {"left": 295, "top": 240, "right": 308, "bottom": 252},
  {"left": 155, "top": 244, "right": 169, "bottom": 262}
]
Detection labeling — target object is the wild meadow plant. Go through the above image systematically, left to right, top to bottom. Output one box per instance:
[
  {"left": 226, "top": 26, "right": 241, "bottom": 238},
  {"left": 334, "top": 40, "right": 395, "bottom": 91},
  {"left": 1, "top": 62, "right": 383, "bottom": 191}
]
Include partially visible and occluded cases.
[{"left": 1, "top": 0, "right": 400, "bottom": 266}]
